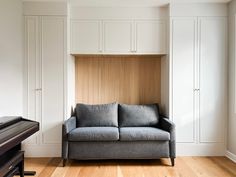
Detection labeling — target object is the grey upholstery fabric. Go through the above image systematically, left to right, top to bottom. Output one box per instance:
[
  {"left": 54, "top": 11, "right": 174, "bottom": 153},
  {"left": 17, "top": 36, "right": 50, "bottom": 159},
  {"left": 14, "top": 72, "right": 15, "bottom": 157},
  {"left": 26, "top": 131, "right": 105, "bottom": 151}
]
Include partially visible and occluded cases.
[
  {"left": 76, "top": 103, "right": 118, "bottom": 127},
  {"left": 118, "top": 104, "right": 159, "bottom": 127},
  {"left": 62, "top": 106, "right": 176, "bottom": 163},
  {"left": 62, "top": 116, "right": 76, "bottom": 159},
  {"left": 160, "top": 116, "right": 176, "bottom": 158},
  {"left": 68, "top": 127, "right": 119, "bottom": 141},
  {"left": 119, "top": 127, "right": 170, "bottom": 141},
  {"left": 69, "top": 141, "right": 169, "bottom": 159}
]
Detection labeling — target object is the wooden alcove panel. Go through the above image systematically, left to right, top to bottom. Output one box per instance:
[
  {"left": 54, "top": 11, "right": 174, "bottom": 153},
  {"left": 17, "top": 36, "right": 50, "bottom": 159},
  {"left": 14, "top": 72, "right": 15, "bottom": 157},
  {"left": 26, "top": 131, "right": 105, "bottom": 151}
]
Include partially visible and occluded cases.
[{"left": 75, "top": 55, "right": 161, "bottom": 105}]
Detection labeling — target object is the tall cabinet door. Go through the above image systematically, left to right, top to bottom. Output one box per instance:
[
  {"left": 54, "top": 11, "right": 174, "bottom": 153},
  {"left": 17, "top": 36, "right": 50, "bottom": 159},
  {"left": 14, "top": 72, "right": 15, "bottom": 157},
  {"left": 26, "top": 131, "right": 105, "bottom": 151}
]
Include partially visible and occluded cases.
[
  {"left": 25, "top": 16, "right": 40, "bottom": 145},
  {"left": 25, "top": 16, "right": 65, "bottom": 156},
  {"left": 41, "top": 16, "right": 65, "bottom": 144},
  {"left": 199, "top": 17, "right": 226, "bottom": 143},
  {"left": 171, "top": 18, "right": 197, "bottom": 143}
]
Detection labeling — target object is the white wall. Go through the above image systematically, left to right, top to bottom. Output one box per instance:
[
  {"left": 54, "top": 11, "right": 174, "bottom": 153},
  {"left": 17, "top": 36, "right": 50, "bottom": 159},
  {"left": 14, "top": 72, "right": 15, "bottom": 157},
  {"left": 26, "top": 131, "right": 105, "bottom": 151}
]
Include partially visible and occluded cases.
[
  {"left": 0, "top": 0, "right": 23, "bottom": 116},
  {"left": 227, "top": 0, "right": 236, "bottom": 162},
  {"left": 66, "top": 6, "right": 75, "bottom": 118},
  {"left": 66, "top": 54, "right": 75, "bottom": 118}
]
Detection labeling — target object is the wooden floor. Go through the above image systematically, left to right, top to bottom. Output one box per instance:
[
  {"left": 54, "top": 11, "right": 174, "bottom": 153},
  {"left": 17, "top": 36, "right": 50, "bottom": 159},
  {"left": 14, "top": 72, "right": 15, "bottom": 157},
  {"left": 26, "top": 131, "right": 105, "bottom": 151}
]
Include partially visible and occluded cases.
[{"left": 16, "top": 157, "right": 236, "bottom": 177}]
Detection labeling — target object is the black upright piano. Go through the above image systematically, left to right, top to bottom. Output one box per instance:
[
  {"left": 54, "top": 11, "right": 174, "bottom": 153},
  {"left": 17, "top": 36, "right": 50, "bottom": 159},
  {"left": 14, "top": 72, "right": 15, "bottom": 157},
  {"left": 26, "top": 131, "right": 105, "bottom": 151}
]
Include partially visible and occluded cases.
[{"left": 0, "top": 117, "right": 39, "bottom": 177}]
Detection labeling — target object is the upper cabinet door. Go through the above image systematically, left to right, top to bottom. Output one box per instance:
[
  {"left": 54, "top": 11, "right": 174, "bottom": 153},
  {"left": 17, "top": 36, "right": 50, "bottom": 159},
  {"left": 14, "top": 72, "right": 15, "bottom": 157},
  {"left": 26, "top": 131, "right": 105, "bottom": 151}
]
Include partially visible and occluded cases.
[
  {"left": 71, "top": 20, "right": 102, "bottom": 54},
  {"left": 136, "top": 20, "right": 166, "bottom": 54},
  {"left": 103, "top": 21, "right": 132, "bottom": 54}
]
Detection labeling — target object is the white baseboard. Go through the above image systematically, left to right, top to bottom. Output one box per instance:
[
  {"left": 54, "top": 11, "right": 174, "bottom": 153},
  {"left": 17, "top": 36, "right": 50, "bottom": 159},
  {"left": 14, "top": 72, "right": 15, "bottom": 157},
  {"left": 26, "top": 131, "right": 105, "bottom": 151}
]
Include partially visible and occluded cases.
[
  {"left": 177, "top": 143, "right": 225, "bottom": 156},
  {"left": 22, "top": 144, "right": 61, "bottom": 157},
  {"left": 225, "top": 150, "right": 236, "bottom": 163}
]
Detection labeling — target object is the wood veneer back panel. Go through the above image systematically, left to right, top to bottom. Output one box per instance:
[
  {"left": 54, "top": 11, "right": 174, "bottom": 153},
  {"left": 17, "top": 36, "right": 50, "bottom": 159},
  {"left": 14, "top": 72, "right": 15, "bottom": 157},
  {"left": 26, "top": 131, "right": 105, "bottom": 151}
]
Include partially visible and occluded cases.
[{"left": 75, "top": 55, "right": 161, "bottom": 105}]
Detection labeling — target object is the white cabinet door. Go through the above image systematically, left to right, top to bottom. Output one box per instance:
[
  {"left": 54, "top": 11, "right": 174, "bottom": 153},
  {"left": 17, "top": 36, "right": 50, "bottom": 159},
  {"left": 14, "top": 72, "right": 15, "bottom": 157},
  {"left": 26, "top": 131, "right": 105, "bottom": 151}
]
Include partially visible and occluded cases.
[
  {"left": 25, "top": 16, "right": 40, "bottom": 145},
  {"left": 41, "top": 16, "right": 65, "bottom": 144},
  {"left": 199, "top": 17, "right": 226, "bottom": 143},
  {"left": 172, "top": 18, "right": 197, "bottom": 143},
  {"left": 71, "top": 20, "right": 101, "bottom": 54},
  {"left": 136, "top": 20, "right": 166, "bottom": 54},
  {"left": 103, "top": 21, "right": 132, "bottom": 53}
]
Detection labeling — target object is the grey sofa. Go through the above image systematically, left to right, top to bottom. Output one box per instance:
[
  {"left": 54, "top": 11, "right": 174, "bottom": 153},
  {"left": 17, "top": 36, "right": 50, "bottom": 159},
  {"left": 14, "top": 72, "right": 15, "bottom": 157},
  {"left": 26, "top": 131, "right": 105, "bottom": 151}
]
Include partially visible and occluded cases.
[{"left": 62, "top": 103, "right": 176, "bottom": 166}]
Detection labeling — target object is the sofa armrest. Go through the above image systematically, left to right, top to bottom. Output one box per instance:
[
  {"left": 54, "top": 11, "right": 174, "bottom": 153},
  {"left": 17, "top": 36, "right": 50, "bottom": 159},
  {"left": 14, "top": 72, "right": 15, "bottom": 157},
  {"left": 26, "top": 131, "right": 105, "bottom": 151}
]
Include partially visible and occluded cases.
[
  {"left": 62, "top": 116, "right": 76, "bottom": 159},
  {"left": 63, "top": 116, "right": 76, "bottom": 134},
  {"left": 159, "top": 116, "right": 176, "bottom": 158},
  {"left": 160, "top": 116, "right": 175, "bottom": 141}
]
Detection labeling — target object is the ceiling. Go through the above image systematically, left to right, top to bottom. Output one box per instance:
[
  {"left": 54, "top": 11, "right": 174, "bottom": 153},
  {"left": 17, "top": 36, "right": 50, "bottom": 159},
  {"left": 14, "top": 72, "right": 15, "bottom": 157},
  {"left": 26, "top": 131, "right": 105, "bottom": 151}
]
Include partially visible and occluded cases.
[{"left": 23, "top": 0, "right": 232, "bottom": 7}]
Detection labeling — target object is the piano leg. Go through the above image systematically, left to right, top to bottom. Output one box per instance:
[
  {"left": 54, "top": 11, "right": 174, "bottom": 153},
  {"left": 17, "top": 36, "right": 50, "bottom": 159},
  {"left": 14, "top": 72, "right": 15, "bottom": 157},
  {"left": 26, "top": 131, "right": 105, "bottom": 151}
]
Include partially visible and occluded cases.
[
  {"left": 15, "top": 144, "right": 37, "bottom": 176},
  {"left": 15, "top": 153, "right": 36, "bottom": 176},
  {"left": 18, "top": 155, "right": 24, "bottom": 177}
]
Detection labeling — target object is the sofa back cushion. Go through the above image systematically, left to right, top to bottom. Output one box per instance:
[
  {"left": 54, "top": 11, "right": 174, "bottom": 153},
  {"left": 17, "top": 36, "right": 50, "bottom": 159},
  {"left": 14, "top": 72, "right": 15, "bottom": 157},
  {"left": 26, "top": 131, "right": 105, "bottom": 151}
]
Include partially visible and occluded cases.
[
  {"left": 76, "top": 103, "right": 118, "bottom": 127},
  {"left": 118, "top": 104, "right": 159, "bottom": 127}
]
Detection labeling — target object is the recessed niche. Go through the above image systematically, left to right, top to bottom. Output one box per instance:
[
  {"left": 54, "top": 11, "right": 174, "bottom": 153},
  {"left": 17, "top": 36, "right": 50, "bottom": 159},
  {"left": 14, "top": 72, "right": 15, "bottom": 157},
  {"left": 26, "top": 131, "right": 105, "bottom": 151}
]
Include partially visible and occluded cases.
[{"left": 75, "top": 55, "right": 161, "bottom": 105}]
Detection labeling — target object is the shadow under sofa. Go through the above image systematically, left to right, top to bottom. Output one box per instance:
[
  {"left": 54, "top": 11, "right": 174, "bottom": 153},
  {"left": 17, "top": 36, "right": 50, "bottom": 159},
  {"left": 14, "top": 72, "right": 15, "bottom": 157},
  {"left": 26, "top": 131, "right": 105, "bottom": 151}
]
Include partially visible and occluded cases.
[{"left": 62, "top": 103, "right": 176, "bottom": 166}]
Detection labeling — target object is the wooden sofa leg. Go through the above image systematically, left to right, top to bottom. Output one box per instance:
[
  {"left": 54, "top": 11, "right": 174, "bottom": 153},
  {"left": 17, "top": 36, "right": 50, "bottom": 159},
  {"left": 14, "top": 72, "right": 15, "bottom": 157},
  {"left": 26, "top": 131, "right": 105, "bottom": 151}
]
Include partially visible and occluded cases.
[
  {"left": 171, "top": 158, "right": 175, "bottom": 166},
  {"left": 63, "top": 159, "right": 67, "bottom": 167}
]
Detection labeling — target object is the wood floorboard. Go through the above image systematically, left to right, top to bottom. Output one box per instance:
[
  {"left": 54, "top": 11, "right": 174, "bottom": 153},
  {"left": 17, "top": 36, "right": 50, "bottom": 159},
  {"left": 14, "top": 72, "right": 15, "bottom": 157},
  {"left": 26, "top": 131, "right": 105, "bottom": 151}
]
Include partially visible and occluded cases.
[{"left": 14, "top": 157, "right": 236, "bottom": 177}]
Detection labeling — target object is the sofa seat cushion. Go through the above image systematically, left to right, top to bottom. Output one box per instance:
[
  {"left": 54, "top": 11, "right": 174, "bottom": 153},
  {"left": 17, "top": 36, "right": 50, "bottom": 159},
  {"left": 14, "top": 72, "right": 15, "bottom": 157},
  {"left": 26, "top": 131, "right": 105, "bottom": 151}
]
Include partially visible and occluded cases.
[
  {"left": 76, "top": 103, "right": 118, "bottom": 127},
  {"left": 118, "top": 104, "right": 159, "bottom": 127},
  {"left": 68, "top": 127, "right": 119, "bottom": 141},
  {"left": 119, "top": 127, "right": 170, "bottom": 141}
]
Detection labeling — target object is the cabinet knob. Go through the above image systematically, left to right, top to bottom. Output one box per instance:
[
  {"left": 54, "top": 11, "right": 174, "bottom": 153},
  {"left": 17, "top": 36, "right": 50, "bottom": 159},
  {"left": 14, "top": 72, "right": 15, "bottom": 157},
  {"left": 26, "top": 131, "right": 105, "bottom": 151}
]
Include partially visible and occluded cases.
[{"left": 194, "top": 89, "right": 200, "bottom": 91}]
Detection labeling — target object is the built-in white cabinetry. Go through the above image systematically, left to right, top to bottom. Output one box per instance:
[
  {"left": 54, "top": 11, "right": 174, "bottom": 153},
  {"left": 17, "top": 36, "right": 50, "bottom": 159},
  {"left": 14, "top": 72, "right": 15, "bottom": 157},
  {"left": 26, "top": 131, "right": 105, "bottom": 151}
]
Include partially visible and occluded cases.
[
  {"left": 22, "top": 3, "right": 228, "bottom": 157},
  {"left": 24, "top": 15, "right": 66, "bottom": 156},
  {"left": 170, "top": 16, "right": 227, "bottom": 155},
  {"left": 70, "top": 20, "right": 166, "bottom": 54}
]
